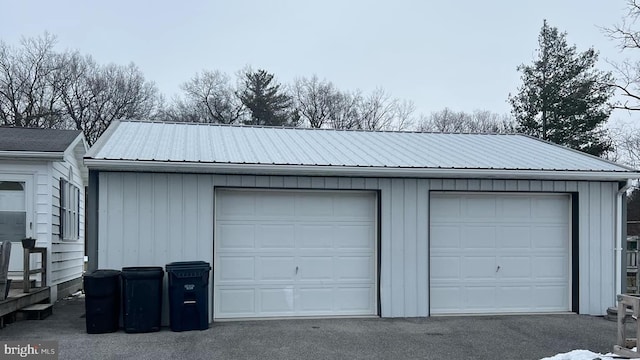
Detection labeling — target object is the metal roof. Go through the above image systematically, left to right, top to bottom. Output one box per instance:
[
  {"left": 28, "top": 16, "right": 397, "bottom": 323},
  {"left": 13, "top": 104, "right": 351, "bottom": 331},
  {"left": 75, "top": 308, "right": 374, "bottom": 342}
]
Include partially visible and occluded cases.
[
  {"left": 85, "top": 120, "right": 639, "bottom": 180},
  {"left": 0, "top": 127, "right": 82, "bottom": 152}
]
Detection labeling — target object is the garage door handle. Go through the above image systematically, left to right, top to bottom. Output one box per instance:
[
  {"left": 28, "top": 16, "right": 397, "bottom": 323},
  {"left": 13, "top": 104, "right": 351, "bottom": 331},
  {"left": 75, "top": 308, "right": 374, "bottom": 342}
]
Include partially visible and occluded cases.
[
  {"left": 296, "top": 266, "right": 299, "bottom": 275},
  {"left": 496, "top": 266, "right": 500, "bottom": 273}
]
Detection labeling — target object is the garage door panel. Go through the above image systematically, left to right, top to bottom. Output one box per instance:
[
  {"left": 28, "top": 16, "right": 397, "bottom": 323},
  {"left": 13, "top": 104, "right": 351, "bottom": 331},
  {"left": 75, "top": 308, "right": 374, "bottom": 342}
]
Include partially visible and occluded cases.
[
  {"left": 215, "top": 190, "right": 377, "bottom": 319},
  {"left": 218, "top": 193, "right": 256, "bottom": 217},
  {"left": 258, "top": 193, "right": 295, "bottom": 216},
  {"left": 295, "top": 193, "right": 333, "bottom": 217},
  {"left": 430, "top": 193, "right": 570, "bottom": 315},
  {"left": 334, "top": 195, "right": 376, "bottom": 219},
  {"left": 430, "top": 197, "right": 461, "bottom": 218},
  {"left": 466, "top": 197, "right": 497, "bottom": 217},
  {"left": 533, "top": 197, "right": 568, "bottom": 220},
  {"left": 501, "top": 198, "right": 531, "bottom": 218},
  {"left": 218, "top": 224, "right": 255, "bottom": 249},
  {"left": 259, "top": 224, "right": 295, "bottom": 249},
  {"left": 297, "top": 224, "right": 334, "bottom": 249},
  {"left": 335, "top": 225, "right": 374, "bottom": 249},
  {"left": 431, "top": 226, "right": 460, "bottom": 249},
  {"left": 461, "top": 226, "right": 496, "bottom": 248},
  {"left": 498, "top": 226, "right": 531, "bottom": 248},
  {"left": 532, "top": 226, "right": 569, "bottom": 248},
  {"left": 259, "top": 256, "right": 295, "bottom": 280},
  {"left": 298, "top": 256, "right": 333, "bottom": 280},
  {"left": 336, "top": 256, "right": 374, "bottom": 280},
  {"left": 533, "top": 256, "right": 567, "bottom": 279},
  {"left": 218, "top": 257, "right": 255, "bottom": 281},
  {"left": 431, "top": 257, "right": 460, "bottom": 279},
  {"left": 463, "top": 257, "right": 496, "bottom": 279},
  {"left": 498, "top": 257, "right": 531, "bottom": 279},
  {"left": 498, "top": 286, "right": 533, "bottom": 309},
  {"left": 534, "top": 286, "right": 568, "bottom": 309},
  {"left": 335, "top": 287, "right": 374, "bottom": 311},
  {"left": 430, "top": 287, "right": 463, "bottom": 312},
  {"left": 465, "top": 287, "right": 497, "bottom": 310},
  {"left": 218, "top": 288, "right": 256, "bottom": 315},
  {"left": 260, "top": 288, "right": 295, "bottom": 313},
  {"left": 298, "top": 288, "right": 334, "bottom": 311}
]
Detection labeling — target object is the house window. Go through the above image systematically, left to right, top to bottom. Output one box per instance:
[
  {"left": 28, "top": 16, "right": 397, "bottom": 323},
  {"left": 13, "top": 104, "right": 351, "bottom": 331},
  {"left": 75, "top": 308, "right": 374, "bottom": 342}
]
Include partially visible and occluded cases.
[{"left": 60, "top": 179, "right": 80, "bottom": 241}]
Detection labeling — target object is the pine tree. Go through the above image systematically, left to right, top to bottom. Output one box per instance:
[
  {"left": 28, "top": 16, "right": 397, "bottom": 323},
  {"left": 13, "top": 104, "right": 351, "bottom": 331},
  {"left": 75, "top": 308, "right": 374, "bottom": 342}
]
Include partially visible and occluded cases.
[
  {"left": 509, "top": 20, "right": 614, "bottom": 157},
  {"left": 238, "top": 69, "right": 295, "bottom": 126}
]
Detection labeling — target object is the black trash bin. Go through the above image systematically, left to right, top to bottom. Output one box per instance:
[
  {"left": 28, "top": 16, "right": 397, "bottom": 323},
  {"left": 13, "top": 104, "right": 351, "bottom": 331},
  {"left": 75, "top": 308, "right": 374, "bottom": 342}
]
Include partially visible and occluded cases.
[
  {"left": 166, "top": 261, "right": 211, "bottom": 332},
  {"left": 121, "top": 266, "right": 164, "bottom": 333},
  {"left": 83, "top": 269, "right": 121, "bottom": 334}
]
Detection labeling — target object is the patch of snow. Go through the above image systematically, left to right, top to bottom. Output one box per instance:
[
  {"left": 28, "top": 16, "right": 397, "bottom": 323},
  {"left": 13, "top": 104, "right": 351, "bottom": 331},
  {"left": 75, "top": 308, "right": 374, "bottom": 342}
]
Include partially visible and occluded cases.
[
  {"left": 64, "top": 290, "right": 85, "bottom": 299},
  {"left": 540, "top": 349, "right": 640, "bottom": 360}
]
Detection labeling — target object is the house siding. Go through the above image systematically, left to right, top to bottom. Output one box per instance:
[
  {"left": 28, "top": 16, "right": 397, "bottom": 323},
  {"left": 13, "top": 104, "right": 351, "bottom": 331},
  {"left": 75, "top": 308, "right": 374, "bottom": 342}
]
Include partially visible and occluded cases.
[
  {"left": 50, "top": 149, "right": 85, "bottom": 288},
  {"left": 97, "top": 172, "right": 619, "bottom": 321}
]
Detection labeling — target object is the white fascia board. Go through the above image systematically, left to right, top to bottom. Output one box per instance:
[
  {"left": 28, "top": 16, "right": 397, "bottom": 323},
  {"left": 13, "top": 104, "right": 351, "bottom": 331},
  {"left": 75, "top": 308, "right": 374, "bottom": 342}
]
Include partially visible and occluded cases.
[
  {"left": 0, "top": 151, "right": 64, "bottom": 161},
  {"left": 83, "top": 159, "right": 640, "bottom": 181}
]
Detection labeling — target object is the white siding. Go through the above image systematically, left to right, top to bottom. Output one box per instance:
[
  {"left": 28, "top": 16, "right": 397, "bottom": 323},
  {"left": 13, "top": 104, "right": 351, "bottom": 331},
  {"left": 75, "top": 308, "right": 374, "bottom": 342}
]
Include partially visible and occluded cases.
[
  {"left": 50, "top": 149, "right": 85, "bottom": 287},
  {"left": 98, "top": 173, "right": 619, "bottom": 321}
]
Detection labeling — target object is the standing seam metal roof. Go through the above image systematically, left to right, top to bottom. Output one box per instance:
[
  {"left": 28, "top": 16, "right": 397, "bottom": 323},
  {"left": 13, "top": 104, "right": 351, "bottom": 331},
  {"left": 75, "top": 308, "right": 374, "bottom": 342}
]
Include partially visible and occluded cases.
[{"left": 85, "top": 120, "right": 636, "bottom": 173}]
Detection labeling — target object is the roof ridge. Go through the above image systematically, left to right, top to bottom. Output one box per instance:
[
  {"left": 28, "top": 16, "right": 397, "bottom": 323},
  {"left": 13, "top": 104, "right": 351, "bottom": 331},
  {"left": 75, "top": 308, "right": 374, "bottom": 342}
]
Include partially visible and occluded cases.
[{"left": 119, "top": 119, "right": 520, "bottom": 136}]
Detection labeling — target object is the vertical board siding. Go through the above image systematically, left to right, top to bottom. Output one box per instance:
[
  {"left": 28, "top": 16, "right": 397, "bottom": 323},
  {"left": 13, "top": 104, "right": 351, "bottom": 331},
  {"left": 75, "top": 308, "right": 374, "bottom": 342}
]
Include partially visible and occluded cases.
[
  {"left": 98, "top": 173, "right": 619, "bottom": 319},
  {"left": 378, "top": 178, "right": 393, "bottom": 316},
  {"left": 389, "top": 179, "right": 405, "bottom": 316},
  {"left": 403, "top": 179, "right": 419, "bottom": 316},
  {"left": 416, "top": 179, "right": 430, "bottom": 315},
  {"left": 588, "top": 182, "right": 602, "bottom": 313},
  {"left": 600, "top": 182, "right": 616, "bottom": 312}
]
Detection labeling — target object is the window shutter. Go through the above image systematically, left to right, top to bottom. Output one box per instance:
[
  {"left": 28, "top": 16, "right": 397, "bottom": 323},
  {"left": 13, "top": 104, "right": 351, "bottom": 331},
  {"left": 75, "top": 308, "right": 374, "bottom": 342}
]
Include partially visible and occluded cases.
[{"left": 60, "top": 178, "right": 66, "bottom": 240}]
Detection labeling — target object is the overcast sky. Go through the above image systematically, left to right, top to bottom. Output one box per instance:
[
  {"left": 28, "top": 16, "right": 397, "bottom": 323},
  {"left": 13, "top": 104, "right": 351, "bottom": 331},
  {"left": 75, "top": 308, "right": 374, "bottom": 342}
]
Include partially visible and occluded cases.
[{"left": 1, "top": 0, "right": 635, "bottom": 123}]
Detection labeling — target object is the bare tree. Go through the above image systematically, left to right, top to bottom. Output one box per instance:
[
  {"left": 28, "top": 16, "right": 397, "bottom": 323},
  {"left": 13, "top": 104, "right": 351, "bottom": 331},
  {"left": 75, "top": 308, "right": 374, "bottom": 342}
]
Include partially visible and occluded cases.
[
  {"left": 604, "top": 0, "right": 640, "bottom": 110},
  {"left": 0, "top": 33, "right": 66, "bottom": 128},
  {"left": 0, "top": 33, "right": 161, "bottom": 145},
  {"left": 58, "top": 56, "right": 160, "bottom": 145},
  {"left": 173, "top": 70, "right": 244, "bottom": 124},
  {"left": 292, "top": 75, "right": 339, "bottom": 128},
  {"left": 343, "top": 88, "right": 416, "bottom": 131},
  {"left": 326, "top": 90, "right": 360, "bottom": 130},
  {"left": 418, "top": 108, "right": 515, "bottom": 133},
  {"left": 610, "top": 124, "right": 640, "bottom": 167}
]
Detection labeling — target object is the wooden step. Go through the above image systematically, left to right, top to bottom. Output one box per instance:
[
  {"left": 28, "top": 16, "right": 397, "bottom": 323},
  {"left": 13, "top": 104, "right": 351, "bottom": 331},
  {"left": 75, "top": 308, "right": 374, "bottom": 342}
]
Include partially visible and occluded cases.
[{"left": 18, "top": 303, "right": 53, "bottom": 320}]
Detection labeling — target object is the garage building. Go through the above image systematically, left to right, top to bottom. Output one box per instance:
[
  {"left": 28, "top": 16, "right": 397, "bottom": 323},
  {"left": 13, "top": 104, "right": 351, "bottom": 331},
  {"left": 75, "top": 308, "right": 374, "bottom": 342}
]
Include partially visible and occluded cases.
[{"left": 84, "top": 120, "right": 640, "bottom": 323}]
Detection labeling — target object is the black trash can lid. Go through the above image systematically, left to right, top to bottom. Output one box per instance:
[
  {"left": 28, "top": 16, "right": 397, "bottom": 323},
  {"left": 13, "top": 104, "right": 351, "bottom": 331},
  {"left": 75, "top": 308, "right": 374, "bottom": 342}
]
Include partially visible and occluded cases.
[
  {"left": 165, "top": 261, "right": 211, "bottom": 271},
  {"left": 166, "top": 261, "right": 210, "bottom": 268},
  {"left": 121, "top": 266, "right": 164, "bottom": 279},
  {"left": 84, "top": 269, "right": 121, "bottom": 278}
]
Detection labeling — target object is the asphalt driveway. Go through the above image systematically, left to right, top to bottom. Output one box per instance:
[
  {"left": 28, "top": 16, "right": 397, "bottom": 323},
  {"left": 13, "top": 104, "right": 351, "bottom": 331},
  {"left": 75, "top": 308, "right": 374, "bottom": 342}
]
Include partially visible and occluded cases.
[{"left": 0, "top": 296, "right": 624, "bottom": 360}]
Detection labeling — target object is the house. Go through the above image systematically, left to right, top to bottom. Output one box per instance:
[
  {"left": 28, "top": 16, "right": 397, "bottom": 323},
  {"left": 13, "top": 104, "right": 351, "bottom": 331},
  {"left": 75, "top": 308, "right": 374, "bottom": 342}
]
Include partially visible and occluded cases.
[
  {"left": 84, "top": 119, "right": 640, "bottom": 323},
  {"left": 0, "top": 127, "right": 87, "bottom": 301}
]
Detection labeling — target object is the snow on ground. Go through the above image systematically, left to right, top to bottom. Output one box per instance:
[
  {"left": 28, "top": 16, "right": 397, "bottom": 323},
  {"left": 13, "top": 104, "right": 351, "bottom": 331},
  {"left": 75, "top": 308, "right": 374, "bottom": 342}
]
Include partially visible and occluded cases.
[{"left": 541, "top": 349, "right": 639, "bottom": 360}]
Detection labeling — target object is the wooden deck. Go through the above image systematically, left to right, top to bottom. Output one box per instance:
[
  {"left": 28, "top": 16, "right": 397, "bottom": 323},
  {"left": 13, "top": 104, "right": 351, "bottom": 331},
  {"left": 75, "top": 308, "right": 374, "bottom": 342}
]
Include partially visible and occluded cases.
[{"left": 0, "top": 287, "right": 50, "bottom": 321}]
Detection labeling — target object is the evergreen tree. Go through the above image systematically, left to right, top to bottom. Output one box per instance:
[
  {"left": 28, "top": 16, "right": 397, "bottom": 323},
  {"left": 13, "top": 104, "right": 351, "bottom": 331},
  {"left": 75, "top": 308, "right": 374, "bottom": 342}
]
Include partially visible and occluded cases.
[
  {"left": 509, "top": 20, "right": 614, "bottom": 157},
  {"left": 238, "top": 69, "right": 296, "bottom": 126}
]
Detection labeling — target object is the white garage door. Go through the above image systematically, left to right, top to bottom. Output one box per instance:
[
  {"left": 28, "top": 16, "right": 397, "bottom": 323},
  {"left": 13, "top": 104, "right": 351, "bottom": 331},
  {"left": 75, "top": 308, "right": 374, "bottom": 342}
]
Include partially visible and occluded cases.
[
  {"left": 214, "top": 189, "right": 377, "bottom": 319},
  {"left": 430, "top": 193, "right": 571, "bottom": 314}
]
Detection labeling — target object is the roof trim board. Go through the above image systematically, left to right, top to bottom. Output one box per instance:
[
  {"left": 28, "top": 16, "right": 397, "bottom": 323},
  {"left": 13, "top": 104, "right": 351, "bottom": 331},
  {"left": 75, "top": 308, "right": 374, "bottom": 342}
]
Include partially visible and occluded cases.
[
  {"left": 0, "top": 150, "right": 64, "bottom": 160},
  {"left": 82, "top": 159, "right": 640, "bottom": 181}
]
